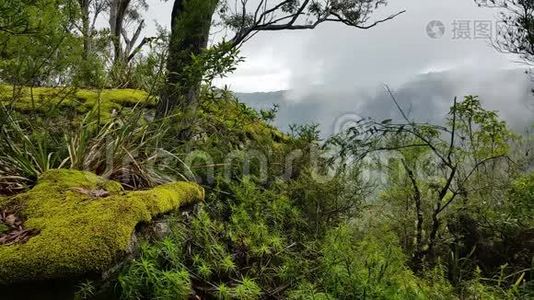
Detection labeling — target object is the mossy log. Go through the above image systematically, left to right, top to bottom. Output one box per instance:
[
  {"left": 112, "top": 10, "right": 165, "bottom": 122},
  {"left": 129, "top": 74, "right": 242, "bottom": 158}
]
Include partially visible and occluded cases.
[
  {"left": 0, "top": 85, "right": 153, "bottom": 120},
  {"left": 0, "top": 169, "right": 203, "bottom": 284}
]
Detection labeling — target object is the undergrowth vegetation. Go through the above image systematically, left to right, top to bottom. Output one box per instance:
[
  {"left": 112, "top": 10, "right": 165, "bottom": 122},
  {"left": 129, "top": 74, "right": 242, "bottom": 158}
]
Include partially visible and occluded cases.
[
  {"left": 2, "top": 1, "right": 533, "bottom": 299},
  {"left": 0, "top": 86, "right": 533, "bottom": 299}
]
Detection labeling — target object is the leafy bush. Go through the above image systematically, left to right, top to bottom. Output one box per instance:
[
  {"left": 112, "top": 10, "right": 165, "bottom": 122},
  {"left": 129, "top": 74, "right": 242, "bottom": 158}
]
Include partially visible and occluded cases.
[{"left": 288, "top": 223, "right": 451, "bottom": 299}]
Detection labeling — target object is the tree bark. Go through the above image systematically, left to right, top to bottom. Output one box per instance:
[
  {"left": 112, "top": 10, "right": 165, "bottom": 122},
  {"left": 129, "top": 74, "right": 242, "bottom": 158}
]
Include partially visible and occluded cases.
[
  {"left": 78, "top": 0, "right": 91, "bottom": 61},
  {"left": 109, "top": 0, "right": 131, "bottom": 65},
  {"left": 156, "top": 0, "right": 218, "bottom": 118},
  {"left": 402, "top": 160, "right": 425, "bottom": 272}
]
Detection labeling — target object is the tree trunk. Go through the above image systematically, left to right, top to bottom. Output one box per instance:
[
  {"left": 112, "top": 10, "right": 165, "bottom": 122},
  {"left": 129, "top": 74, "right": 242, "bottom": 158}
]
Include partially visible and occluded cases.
[
  {"left": 78, "top": 0, "right": 91, "bottom": 61},
  {"left": 109, "top": 0, "right": 131, "bottom": 65},
  {"left": 156, "top": 0, "right": 218, "bottom": 118},
  {"left": 402, "top": 160, "right": 426, "bottom": 273}
]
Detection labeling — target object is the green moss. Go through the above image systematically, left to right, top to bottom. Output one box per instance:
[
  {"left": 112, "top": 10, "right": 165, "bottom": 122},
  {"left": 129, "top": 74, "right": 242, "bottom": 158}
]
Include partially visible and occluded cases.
[
  {"left": 0, "top": 85, "right": 154, "bottom": 120},
  {"left": 0, "top": 85, "right": 287, "bottom": 146},
  {"left": 199, "top": 92, "right": 289, "bottom": 147},
  {"left": 0, "top": 169, "right": 204, "bottom": 284},
  {"left": 0, "top": 224, "right": 8, "bottom": 235}
]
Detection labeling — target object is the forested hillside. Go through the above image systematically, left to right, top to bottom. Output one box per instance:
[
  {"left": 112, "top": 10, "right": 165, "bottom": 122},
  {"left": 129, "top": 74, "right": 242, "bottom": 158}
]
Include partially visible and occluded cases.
[{"left": 0, "top": 0, "right": 533, "bottom": 299}]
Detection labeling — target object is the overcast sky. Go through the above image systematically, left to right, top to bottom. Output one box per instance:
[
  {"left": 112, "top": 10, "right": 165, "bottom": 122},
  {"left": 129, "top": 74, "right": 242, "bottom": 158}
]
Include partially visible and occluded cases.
[
  {"left": 142, "top": 0, "right": 534, "bottom": 133},
  {"left": 144, "top": 0, "right": 516, "bottom": 91}
]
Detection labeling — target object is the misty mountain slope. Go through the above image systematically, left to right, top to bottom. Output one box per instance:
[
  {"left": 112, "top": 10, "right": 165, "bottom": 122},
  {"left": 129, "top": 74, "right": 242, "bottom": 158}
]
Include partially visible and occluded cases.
[{"left": 236, "top": 68, "right": 534, "bottom": 137}]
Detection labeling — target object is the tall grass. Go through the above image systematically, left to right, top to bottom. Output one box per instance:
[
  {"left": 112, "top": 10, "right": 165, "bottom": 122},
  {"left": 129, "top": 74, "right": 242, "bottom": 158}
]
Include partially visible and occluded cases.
[
  {"left": 0, "top": 104, "right": 187, "bottom": 194},
  {"left": 0, "top": 105, "right": 61, "bottom": 193}
]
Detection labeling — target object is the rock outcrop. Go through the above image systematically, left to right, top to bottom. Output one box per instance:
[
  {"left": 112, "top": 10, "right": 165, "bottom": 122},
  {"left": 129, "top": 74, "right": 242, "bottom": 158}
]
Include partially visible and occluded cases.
[{"left": 0, "top": 169, "right": 203, "bottom": 284}]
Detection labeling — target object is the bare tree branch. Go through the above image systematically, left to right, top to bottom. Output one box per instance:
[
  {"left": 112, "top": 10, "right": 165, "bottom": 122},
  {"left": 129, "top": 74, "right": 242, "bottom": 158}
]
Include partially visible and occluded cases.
[{"left": 225, "top": 0, "right": 406, "bottom": 47}]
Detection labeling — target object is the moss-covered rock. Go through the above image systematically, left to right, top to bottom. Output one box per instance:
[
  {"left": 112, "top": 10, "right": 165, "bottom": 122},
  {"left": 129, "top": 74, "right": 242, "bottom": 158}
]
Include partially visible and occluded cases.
[{"left": 0, "top": 169, "right": 204, "bottom": 284}]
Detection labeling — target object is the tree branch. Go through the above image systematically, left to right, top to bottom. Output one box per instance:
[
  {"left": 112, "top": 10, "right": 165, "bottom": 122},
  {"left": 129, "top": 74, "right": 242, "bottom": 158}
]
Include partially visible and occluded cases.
[
  {"left": 230, "top": 2, "right": 405, "bottom": 47},
  {"left": 127, "top": 36, "right": 156, "bottom": 62}
]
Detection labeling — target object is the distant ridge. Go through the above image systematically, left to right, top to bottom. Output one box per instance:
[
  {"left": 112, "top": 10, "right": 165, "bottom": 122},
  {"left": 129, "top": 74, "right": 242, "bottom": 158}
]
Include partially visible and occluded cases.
[{"left": 234, "top": 68, "right": 534, "bottom": 137}]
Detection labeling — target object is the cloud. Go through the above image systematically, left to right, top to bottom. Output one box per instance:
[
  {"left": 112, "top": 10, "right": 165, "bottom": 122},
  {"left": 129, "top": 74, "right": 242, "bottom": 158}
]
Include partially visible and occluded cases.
[
  {"left": 217, "top": 0, "right": 518, "bottom": 93},
  {"left": 237, "top": 68, "right": 534, "bottom": 137}
]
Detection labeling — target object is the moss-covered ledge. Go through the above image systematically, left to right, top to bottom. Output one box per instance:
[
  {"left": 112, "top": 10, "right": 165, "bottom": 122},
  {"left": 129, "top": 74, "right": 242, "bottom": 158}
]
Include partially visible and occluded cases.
[{"left": 0, "top": 169, "right": 204, "bottom": 284}]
